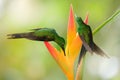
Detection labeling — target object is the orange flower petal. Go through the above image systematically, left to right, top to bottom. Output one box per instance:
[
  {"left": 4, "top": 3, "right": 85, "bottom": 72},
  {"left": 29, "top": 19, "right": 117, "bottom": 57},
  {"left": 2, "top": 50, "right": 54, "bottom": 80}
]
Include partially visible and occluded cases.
[
  {"left": 44, "top": 5, "right": 87, "bottom": 80},
  {"left": 66, "top": 5, "right": 76, "bottom": 55},
  {"left": 44, "top": 41, "right": 59, "bottom": 60},
  {"left": 44, "top": 42, "right": 74, "bottom": 79}
]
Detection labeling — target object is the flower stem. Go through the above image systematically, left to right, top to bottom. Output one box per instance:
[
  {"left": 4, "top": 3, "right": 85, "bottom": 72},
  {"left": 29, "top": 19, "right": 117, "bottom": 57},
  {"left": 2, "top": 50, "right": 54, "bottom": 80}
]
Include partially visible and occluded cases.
[
  {"left": 93, "top": 10, "right": 120, "bottom": 34},
  {"left": 75, "top": 55, "right": 87, "bottom": 80},
  {"left": 75, "top": 59, "right": 83, "bottom": 80}
]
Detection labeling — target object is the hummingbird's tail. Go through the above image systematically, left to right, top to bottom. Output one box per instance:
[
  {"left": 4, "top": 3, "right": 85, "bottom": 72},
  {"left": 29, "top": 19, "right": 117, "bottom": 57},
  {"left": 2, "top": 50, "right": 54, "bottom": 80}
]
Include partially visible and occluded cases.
[
  {"left": 7, "top": 32, "right": 33, "bottom": 39},
  {"left": 92, "top": 43, "right": 109, "bottom": 58}
]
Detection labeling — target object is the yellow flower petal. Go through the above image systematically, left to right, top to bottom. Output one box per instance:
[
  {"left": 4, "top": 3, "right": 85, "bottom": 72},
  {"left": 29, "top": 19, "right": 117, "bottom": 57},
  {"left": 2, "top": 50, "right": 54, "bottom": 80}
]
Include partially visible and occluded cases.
[{"left": 69, "top": 33, "right": 82, "bottom": 60}]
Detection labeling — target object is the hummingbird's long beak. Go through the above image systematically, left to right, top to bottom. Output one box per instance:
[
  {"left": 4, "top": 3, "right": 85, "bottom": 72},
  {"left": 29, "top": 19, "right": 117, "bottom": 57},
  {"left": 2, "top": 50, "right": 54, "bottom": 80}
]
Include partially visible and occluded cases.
[{"left": 62, "top": 47, "right": 66, "bottom": 56}]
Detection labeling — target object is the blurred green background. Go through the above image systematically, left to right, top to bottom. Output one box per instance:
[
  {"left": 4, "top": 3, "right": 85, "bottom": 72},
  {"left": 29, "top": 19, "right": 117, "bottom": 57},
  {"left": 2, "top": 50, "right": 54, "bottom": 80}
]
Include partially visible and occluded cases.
[{"left": 0, "top": 0, "right": 120, "bottom": 80}]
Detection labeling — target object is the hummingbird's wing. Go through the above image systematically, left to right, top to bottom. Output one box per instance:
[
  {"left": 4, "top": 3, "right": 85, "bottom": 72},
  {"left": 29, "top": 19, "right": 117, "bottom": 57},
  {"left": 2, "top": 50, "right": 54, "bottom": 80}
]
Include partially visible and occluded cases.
[
  {"left": 80, "top": 35, "right": 93, "bottom": 54},
  {"left": 78, "top": 45, "right": 87, "bottom": 65}
]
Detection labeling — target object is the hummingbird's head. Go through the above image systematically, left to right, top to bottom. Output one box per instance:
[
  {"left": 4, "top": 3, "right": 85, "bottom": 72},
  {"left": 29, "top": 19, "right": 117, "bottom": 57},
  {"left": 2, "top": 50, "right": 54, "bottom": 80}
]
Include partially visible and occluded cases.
[
  {"left": 75, "top": 15, "right": 83, "bottom": 24},
  {"left": 58, "top": 37, "right": 65, "bottom": 55}
]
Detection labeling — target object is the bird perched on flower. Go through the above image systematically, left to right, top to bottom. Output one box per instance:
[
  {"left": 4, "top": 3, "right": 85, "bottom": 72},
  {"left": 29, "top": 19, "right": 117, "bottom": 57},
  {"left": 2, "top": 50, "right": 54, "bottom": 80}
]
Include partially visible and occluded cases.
[{"left": 75, "top": 16, "right": 109, "bottom": 64}]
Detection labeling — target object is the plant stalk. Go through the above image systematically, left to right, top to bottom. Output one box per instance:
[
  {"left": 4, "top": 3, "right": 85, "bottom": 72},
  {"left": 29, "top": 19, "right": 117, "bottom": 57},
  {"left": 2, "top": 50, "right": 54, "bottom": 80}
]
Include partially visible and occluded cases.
[{"left": 93, "top": 10, "right": 120, "bottom": 34}]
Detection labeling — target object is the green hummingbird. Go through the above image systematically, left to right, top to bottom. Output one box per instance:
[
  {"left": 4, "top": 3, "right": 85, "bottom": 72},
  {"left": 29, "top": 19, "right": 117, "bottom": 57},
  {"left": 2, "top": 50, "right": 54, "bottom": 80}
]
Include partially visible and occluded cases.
[
  {"left": 75, "top": 16, "right": 109, "bottom": 64},
  {"left": 7, "top": 28, "right": 66, "bottom": 55}
]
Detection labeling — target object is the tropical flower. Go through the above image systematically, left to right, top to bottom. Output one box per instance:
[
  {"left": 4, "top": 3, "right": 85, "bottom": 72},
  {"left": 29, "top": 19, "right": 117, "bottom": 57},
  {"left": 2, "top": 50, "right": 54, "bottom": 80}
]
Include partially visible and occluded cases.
[{"left": 44, "top": 5, "right": 88, "bottom": 80}]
